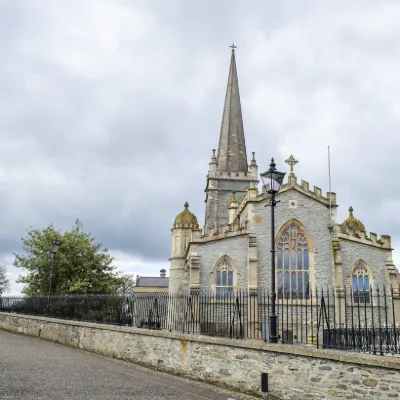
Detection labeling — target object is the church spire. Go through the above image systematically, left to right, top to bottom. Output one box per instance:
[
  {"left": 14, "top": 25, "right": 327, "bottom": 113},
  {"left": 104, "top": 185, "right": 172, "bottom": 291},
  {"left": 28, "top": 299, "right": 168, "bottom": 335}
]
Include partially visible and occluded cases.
[{"left": 216, "top": 44, "right": 248, "bottom": 173}]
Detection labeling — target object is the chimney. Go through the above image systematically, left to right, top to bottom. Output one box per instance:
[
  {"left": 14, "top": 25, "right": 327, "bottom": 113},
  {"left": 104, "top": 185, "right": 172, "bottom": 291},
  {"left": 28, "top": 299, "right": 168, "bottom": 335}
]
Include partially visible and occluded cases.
[{"left": 160, "top": 269, "right": 166, "bottom": 278}]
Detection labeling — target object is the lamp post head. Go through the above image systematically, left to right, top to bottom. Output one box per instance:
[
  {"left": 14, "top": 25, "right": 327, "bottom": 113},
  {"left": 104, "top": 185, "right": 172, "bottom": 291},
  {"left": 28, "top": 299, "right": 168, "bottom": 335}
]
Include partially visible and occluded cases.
[
  {"left": 260, "top": 158, "right": 286, "bottom": 194},
  {"left": 52, "top": 237, "right": 61, "bottom": 254}
]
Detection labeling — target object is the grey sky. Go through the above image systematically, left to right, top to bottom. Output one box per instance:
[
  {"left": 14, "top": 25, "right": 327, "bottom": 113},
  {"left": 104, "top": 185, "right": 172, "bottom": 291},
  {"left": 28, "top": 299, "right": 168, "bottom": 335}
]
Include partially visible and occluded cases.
[{"left": 1, "top": 0, "right": 400, "bottom": 294}]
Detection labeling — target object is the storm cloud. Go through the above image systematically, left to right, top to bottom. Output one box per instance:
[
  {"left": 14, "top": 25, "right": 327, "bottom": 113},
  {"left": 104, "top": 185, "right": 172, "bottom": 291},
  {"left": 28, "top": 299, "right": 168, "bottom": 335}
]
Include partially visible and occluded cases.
[{"left": 1, "top": 0, "right": 400, "bottom": 294}]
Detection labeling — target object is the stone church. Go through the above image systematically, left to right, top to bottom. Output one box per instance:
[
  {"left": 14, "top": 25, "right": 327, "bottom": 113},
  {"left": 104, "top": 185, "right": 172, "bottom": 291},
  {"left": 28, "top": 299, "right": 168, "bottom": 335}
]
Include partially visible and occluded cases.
[{"left": 168, "top": 48, "right": 400, "bottom": 301}]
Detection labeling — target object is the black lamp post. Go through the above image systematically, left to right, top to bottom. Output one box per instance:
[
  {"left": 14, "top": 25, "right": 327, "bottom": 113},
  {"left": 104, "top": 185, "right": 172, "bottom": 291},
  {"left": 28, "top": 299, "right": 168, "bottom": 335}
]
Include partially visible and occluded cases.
[
  {"left": 260, "top": 158, "right": 286, "bottom": 343},
  {"left": 48, "top": 237, "right": 61, "bottom": 306}
]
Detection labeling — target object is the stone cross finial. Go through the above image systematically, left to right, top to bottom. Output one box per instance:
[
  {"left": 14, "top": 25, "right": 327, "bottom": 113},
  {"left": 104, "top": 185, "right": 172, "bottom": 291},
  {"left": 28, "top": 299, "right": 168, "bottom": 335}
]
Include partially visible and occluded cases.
[
  {"left": 230, "top": 43, "right": 237, "bottom": 51},
  {"left": 285, "top": 154, "right": 299, "bottom": 173},
  {"left": 349, "top": 206, "right": 354, "bottom": 217}
]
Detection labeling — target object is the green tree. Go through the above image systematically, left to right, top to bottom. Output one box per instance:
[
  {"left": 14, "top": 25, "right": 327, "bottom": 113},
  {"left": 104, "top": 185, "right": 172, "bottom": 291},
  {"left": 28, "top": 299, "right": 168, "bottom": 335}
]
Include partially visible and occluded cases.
[
  {"left": 14, "top": 219, "right": 130, "bottom": 296},
  {"left": 0, "top": 266, "right": 10, "bottom": 295},
  {"left": 117, "top": 273, "right": 136, "bottom": 295}
]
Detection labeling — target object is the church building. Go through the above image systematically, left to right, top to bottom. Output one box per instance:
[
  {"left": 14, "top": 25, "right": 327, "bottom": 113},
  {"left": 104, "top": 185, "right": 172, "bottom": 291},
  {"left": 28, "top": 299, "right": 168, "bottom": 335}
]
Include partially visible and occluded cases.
[{"left": 168, "top": 48, "right": 400, "bottom": 300}]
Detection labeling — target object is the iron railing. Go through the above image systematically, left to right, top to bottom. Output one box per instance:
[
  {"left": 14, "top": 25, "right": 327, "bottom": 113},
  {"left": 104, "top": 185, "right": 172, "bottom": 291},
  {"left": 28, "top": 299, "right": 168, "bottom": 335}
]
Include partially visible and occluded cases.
[
  {"left": 133, "top": 285, "right": 400, "bottom": 355},
  {"left": 2, "top": 286, "right": 400, "bottom": 355},
  {"left": 0, "top": 295, "right": 133, "bottom": 326}
]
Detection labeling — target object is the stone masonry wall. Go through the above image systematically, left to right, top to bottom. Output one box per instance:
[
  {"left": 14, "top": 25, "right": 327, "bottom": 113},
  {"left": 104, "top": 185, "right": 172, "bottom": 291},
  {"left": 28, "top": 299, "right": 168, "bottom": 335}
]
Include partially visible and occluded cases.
[
  {"left": 205, "top": 178, "right": 251, "bottom": 229},
  {"left": 250, "top": 189, "right": 333, "bottom": 290},
  {"left": 197, "top": 234, "right": 249, "bottom": 290},
  {"left": 340, "top": 239, "right": 391, "bottom": 288},
  {"left": 169, "top": 258, "right": 186, "bottom": 293},
  {"left": 2, "top": 312, "right": 400, "bottom": 399}
]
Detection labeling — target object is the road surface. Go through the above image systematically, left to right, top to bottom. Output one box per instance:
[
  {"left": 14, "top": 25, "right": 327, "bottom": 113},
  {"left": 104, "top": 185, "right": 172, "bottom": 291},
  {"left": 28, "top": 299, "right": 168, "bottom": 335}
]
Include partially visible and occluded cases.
[{"left": 0, "top": 330, "right": 255, "bottom": 400}]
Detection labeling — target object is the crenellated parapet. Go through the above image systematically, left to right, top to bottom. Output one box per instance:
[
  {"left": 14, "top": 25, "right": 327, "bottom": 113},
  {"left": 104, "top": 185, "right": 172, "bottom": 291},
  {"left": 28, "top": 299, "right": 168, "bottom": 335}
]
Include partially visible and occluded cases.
[
  {"left": 209, "top": 169, "right": 251, "bottom": 180},
  {"left": 278, "top": 177, "right": 337, "bottom": 207},
  {"left": 200, "top": 218, "right": 249, "bottom": 242},
  {"left": 338, "top": 229, "right": 392, "bottom": 249}
]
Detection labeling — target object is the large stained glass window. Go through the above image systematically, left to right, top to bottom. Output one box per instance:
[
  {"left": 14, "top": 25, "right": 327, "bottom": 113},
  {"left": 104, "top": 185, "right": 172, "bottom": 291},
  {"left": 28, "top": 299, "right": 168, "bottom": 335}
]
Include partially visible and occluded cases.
[
  {"left": 277, "top": 222, "right": 310, "bottom": 299},
  {"left": 215, "top": 258, "right": 234, "bottom": 297},
  {"left": 352, "top": 261, "right": 370, "bottom": 304}
]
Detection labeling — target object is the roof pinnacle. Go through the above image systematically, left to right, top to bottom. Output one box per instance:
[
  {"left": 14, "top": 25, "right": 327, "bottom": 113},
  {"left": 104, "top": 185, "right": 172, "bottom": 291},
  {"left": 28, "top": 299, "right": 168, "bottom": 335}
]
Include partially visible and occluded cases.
[
  {"left": 250, "top": 151, "right": 257, "bottom": 167},
  {"left": 231, "top": 191, "right": 238, "bottom": 204}
]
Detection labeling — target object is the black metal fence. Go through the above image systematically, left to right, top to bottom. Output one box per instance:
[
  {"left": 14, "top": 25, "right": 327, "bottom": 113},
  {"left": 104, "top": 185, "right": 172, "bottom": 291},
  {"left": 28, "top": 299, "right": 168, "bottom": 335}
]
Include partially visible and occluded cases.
[
  {"left": 133, "top": 285, "right": 400, "bottom": 355},
  {"left": 2, "top": 286, "right": 400, "bottom": 355},
  {"left": 0, "top": 295, "right": 133, "bottom": 326}
]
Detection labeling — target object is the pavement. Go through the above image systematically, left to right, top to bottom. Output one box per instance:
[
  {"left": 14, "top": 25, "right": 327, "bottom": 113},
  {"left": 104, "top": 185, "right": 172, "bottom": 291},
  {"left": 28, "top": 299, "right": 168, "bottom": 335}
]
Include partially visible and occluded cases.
[{"left": 0, "top": 330, "right": 258, "bottom": 400}]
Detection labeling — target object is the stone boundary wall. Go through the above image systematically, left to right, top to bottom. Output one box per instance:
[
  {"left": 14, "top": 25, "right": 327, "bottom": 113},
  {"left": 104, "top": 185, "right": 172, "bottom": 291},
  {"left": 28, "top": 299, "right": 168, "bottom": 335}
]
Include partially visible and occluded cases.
[{"left": 1, "top": 312, "right": 400, "bottom": 399}]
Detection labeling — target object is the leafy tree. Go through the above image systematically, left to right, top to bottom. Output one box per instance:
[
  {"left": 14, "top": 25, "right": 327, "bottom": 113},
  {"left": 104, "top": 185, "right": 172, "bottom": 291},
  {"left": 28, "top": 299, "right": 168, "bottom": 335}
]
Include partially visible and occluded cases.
[
  {"left": 14, "top": 219, "right": 131, "bottom": 296},
  {"left": 0, "top": 266, "right": 10, "bottom": 295},
  {"left": 117, "top": 273, "right": 136, "bottom": 295}
]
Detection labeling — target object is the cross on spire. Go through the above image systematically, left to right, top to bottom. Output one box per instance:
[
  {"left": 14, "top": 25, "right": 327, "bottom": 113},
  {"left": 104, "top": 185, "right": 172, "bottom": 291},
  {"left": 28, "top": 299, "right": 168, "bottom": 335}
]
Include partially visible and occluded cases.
[
  {"left": 230, "top": 43, "right": 237, "bottom": 51},
  {"left": 285, "top": 154, "right": 299, "bottom": 173}
]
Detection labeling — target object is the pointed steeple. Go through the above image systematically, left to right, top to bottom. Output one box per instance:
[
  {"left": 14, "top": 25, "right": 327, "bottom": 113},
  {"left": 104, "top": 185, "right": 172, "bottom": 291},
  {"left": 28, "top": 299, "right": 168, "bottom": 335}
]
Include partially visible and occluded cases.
[{"left": 216, "top": 45, "right": 248, "bottom": 173}]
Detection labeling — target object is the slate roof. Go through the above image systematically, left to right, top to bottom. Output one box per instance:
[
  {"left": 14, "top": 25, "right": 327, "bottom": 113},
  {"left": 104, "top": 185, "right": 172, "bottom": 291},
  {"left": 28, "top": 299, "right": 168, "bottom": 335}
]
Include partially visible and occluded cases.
[{"left": 136, "top": 276, "right": 169, "bottom": 287}]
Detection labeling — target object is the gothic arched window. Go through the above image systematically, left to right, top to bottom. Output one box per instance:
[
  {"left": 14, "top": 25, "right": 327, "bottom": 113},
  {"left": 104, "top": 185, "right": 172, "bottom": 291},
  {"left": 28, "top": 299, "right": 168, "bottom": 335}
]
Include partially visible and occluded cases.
[
  {"left": 277, "top": 222, "right": 310, "bottom": 300},
  {"left": 215, "top": 258, "right": 234, "bottom": 297},
  {"left": 352, "top": 261, "right": 371, "bottom": 304}
]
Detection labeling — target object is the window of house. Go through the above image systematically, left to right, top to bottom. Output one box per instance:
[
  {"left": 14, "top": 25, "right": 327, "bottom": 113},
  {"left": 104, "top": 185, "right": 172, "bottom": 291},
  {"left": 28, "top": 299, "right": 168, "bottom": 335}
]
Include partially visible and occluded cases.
[
  {"left": 277, "top": 222, "right": 310, "bottom": 300},
  {"left": 183, "top": 237, "right": 189, "bottom": 252},
  {"left": 215, "top": 258, "right": 234, "bottom": 297},
  {"left": 352, "top": 262, "right": 370, "bottom": 304}
]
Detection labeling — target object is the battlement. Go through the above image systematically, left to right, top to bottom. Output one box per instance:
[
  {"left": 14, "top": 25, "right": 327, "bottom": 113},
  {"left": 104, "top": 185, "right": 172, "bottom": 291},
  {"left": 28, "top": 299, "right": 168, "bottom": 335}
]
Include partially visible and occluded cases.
[
  {"left": 208, "top": 169, "right": 258, "bottom": 181},
  {"left": 279, "top": 177, "right": 337, "bottom": 206},
  {"left": 200, "top": 218, "right": 248, "bottom": 242},
  {"left": 338, "top": 228, "right": 392, "bottom": 249}
]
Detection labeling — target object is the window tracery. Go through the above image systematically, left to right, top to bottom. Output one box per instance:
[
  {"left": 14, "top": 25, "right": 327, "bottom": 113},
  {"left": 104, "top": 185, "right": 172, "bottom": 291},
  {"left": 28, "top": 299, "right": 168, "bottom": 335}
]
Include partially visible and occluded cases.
[
  {"left": 277, "top": 222, "right": 310, "bottom": 299},
  {"left": 215, "top": 258, "right": 234, "bottom": 296},
  {"left": 352, "top": 261, "right": 371, "bottom": 304}
]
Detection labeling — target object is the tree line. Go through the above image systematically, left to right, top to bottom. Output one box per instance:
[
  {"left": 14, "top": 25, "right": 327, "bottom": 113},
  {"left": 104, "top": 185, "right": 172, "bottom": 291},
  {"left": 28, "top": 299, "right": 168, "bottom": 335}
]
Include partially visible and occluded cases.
[{"left": 0, "top": 219, "right": 135, "bottom": 296}]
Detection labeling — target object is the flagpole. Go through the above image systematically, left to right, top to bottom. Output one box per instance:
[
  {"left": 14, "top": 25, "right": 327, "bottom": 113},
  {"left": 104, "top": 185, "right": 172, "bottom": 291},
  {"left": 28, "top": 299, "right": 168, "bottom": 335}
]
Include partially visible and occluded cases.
[{"left": 328, "top": 145, "right": 332, "bottom": 228}]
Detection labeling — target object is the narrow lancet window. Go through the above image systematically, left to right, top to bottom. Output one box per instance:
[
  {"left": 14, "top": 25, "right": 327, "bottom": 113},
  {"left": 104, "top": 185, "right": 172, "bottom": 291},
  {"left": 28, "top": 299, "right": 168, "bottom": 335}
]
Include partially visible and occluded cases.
[
  {"left": 215, "top": 258, "right": 234, "bottom": 298},
  {"left": 352, "top": 261, "right": 371, "bottom": 304}
]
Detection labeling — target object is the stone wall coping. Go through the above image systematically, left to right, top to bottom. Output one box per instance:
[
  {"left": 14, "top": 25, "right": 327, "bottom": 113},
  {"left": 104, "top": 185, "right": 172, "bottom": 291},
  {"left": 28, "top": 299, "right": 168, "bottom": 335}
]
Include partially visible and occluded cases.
[{"left": 2, "top": 312, "right": 400, "bottom": 371}]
